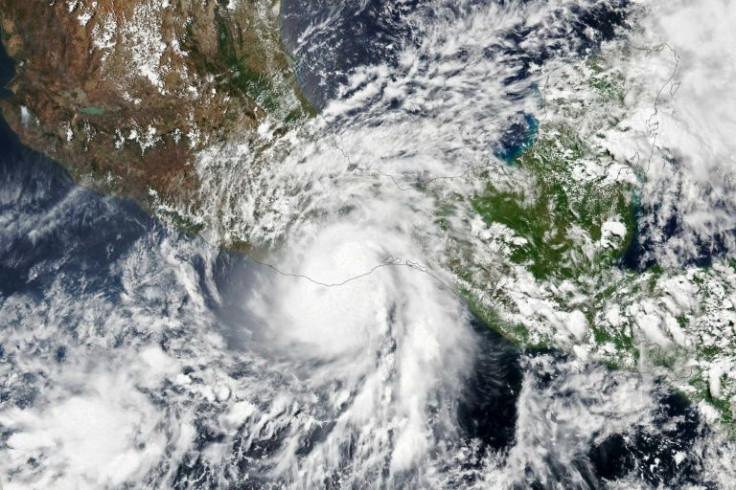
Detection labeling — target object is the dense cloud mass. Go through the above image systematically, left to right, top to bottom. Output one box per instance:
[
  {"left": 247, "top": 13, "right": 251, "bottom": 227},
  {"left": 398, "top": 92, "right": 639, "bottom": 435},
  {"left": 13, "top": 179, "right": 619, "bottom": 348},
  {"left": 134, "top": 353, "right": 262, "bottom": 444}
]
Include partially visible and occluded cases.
[
  {"left": 619, "top": 0, "right": 736, "bottom": 267},
  {"left": 1, "top": 1, "right": 736, "bottom": 489}
]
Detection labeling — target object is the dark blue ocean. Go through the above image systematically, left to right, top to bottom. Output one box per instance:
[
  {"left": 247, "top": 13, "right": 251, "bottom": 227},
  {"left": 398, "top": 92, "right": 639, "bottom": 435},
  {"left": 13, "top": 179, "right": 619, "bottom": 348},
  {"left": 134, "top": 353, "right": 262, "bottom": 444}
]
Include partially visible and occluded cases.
[{"left": 0, "top": 2, "right": 724, "bottom": 487}]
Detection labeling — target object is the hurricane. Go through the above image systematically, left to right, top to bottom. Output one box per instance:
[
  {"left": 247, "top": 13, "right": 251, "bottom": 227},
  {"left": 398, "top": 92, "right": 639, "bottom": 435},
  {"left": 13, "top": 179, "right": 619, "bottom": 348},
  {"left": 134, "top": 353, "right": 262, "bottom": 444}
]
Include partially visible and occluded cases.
[{"left": 1, "top": 1, "right": 736, "bottom": 489}]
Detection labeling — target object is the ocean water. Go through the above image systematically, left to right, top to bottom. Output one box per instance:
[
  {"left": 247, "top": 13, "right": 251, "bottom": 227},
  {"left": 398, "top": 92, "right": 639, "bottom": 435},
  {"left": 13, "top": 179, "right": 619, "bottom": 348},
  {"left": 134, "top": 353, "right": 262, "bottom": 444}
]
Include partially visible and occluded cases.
[{"left": 0, "top": 1, "right": 734, "bottom": 488}]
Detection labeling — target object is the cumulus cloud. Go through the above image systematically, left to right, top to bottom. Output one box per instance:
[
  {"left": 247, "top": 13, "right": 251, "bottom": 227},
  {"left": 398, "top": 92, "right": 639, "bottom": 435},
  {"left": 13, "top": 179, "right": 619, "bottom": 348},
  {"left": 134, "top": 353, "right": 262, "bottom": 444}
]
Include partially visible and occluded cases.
[
  {"left": 619, "top": 0, "right": 736, "bottom": 266},
  {"left": 5, "top": 1, "right": 736, "bottom": 488},
  {"left": 0, "top": 371, "right": 168, "bottom": 490}
]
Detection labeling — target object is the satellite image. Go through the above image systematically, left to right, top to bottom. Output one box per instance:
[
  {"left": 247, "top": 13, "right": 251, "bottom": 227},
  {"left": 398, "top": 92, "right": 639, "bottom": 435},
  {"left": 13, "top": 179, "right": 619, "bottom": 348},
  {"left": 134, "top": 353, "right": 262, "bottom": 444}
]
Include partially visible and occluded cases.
[{"left": 0, "top": 0, "right": 735, "bottom": 488}]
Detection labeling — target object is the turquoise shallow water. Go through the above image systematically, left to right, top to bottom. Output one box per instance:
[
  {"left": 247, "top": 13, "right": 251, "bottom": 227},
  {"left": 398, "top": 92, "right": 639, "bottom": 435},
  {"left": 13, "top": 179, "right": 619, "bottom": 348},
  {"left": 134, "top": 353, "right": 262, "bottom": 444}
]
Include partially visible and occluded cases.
[
  {"left": 0, "top": 3, "right": 727, "bottom": 488},
  {"left": 495, "top": 113, "right": 539, "bottom": 165}
]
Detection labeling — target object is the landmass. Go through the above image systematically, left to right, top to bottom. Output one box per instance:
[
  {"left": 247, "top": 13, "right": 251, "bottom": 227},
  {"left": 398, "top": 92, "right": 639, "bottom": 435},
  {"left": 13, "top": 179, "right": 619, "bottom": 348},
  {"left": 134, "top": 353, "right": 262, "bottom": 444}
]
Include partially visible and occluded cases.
[
  {"left": 0, "top": 0, "right": 311, "bottom": 220},
  {"left": 0, "top": 0, "right": 734, "bottom": 431}
]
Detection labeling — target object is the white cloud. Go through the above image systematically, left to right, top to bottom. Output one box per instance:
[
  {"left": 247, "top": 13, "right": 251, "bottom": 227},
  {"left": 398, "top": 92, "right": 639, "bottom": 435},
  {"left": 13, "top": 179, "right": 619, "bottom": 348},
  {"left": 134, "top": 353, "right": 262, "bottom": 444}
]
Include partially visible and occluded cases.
[
  {"left": 618, "top": 0, "right": 736, "bottom": 265},
  {"left": 0, "top": 371, "right": 168, "bottom": 489}
]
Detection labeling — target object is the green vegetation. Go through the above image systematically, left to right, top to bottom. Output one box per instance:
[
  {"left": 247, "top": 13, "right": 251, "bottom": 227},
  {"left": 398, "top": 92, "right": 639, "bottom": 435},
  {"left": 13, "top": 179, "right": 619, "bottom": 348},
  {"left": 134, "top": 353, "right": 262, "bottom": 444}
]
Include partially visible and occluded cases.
[
  {"left": 213, "top": 12, "right": 315, "bottom": 121},
  {"left": 216, "top": 15, "right": 277, "bottom": 112},
  {"left": 587, "top": 58, "right": 625, "bottom": 104},
  {"left": 444, "top": 59, "right": 736, "bottom": 431},
  {"left": 79, "top": 106, "right": 105, "bottom": 116},
  {"left": 473, "top": 125, "right": 634, "bottom": 280},
  {"left": 157, "top": 208, "right": 205, "bottom": 235},
  {"left": 460, "top": 286, "right": 538, "bottom": 347},
  {"left": 591, "top": 324, "right": 635, "bottom": 353},
  {"left": 690, "top": 377, "right": 735, "bottom": 430}
]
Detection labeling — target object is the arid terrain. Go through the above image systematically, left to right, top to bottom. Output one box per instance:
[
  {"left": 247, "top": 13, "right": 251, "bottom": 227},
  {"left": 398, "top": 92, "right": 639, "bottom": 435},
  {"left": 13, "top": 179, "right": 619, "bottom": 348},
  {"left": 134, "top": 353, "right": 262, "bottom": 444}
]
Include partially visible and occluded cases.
[{"left": 0, "top": 0, "right": 310, "bottom": 215}]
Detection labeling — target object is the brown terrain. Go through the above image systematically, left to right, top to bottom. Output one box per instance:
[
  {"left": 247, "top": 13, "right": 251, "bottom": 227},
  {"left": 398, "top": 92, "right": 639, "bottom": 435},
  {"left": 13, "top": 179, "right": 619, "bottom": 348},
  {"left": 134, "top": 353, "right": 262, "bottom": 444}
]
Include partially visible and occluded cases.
[{"left": 0, "top": 0, "right": 310, "bottom": 228}]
